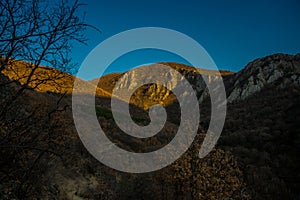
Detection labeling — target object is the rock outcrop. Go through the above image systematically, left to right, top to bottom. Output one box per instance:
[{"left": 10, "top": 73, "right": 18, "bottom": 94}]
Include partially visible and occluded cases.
[
  {"left": 227, "top": 54, "right": 300, "bottom": 102},
  {"left": 99, "top": 62, "right": 233, "bottom": 109}
]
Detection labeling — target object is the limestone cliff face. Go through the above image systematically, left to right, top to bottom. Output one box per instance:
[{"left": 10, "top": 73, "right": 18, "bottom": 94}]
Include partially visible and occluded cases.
[
  {"left": 227, "top": 54, "right": 300, "bottom": 103},
  {"left": 108, "top": 63, "right": 231, "bottom": 109}
]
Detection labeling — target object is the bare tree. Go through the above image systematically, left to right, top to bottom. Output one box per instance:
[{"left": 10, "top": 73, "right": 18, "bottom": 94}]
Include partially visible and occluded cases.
[{"left": 0, "top": 0, "right": 98, "bottom": 116}]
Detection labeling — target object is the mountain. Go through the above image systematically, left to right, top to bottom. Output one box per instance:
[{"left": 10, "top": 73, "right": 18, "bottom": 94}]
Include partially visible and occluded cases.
[{"left": 0, "top": 53, "right": 300, "bottom": 199}]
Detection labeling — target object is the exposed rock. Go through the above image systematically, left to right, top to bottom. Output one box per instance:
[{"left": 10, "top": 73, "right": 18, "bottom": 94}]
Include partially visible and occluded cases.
[
  {"left": 227, "top": 54, "right": 300, "bottom": 102},
  {"left": 104, "top": 63, "right": 232, "bottom": 109}
]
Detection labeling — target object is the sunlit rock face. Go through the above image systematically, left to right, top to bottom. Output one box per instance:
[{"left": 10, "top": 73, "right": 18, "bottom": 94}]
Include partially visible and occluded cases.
[
  {"left": 227, "top": 54, "right": 300, "bottom": 103},
  {"left": 110, "top": 63, "right": 230, "bottom": 109}
]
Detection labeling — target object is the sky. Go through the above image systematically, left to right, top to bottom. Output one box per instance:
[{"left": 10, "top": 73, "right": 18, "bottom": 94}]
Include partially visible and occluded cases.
[{"left": 71, "top": 0, "right": 300, "bottom": 80}]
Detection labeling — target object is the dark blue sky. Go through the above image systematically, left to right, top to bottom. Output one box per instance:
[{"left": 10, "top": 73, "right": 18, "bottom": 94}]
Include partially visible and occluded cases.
[{"left": 72, "top": 0, "right": 300, "bottom": 79}]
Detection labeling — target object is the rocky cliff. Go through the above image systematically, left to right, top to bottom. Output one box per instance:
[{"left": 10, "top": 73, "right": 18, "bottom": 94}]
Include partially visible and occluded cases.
[
  {"left": 227, "top": 54, "right": 300, "bottom": 102},
  {"left": 96, "top": 62, "right": 234, "bottom": 109}
]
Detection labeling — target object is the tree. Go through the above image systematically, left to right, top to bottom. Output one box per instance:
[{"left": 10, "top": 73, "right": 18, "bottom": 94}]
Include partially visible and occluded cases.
[{"left": 0, "top": 0, "right": 98, "bottom": 117}]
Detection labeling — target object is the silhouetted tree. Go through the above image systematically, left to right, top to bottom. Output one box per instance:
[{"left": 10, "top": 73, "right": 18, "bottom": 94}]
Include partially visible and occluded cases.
[{"left": 0, "top": 0, "right": 98, "bottom": 116}]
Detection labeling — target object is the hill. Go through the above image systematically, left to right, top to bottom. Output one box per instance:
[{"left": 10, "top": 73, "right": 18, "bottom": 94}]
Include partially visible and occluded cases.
[{"left": 0, "top": 53, "right": 300, "bottom": 199}]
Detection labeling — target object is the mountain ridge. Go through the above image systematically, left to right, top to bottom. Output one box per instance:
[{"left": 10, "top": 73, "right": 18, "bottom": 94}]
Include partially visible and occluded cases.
[{"left": 2, "top": 53, "right": 300, "bottom": 108}]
